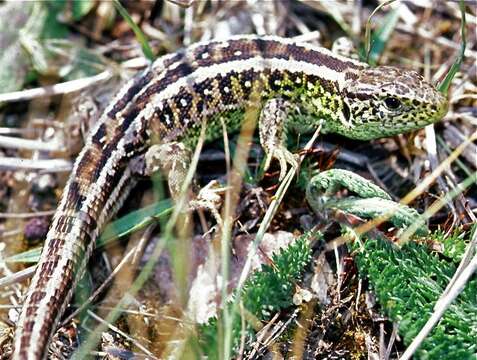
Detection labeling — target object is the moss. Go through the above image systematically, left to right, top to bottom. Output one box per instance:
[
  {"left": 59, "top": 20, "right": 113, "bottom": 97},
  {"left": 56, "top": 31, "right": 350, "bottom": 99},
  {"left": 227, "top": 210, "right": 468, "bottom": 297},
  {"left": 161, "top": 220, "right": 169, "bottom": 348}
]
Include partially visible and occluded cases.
[
  {"left": 197, "top": 230, "right": 317, "bottom": 358},
  {"left": 351, "top": 232, "right": 476, "bottom": 359}
]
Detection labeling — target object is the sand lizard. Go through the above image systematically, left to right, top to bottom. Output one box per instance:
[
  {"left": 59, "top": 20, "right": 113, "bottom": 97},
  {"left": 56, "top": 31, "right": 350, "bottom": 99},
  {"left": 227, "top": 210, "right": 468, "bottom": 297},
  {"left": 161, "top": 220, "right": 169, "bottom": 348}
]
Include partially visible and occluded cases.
[{"left": 12, "top": 35, "right": 448, "bottom": 359}]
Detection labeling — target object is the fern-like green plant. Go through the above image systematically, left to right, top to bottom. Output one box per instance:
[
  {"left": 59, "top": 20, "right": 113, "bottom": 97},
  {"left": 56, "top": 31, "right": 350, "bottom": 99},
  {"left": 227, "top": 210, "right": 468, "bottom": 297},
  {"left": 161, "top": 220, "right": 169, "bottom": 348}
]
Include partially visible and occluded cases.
[
  {"left": 198, "top": 230, "right": 317, "bottom": 358},
  {"left": 351, "top": 233, "right": 476, "bottom": 359}
]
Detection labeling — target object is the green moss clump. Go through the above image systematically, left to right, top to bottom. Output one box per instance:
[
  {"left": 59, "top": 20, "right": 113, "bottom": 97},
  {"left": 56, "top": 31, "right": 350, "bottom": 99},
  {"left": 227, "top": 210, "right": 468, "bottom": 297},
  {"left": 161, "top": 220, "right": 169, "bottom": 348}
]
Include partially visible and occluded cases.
[
  {"left": 431, "top": 229, "right": 468, "bottom": 262},
  {"left": 198, "top": 230, "right": 316, "bottom": 358},
  {"left": 243, "top": 231, "right": 313, "bottom": 318},
  {"left": 351, "top": 233, "right": 476, "bottom": 360}
]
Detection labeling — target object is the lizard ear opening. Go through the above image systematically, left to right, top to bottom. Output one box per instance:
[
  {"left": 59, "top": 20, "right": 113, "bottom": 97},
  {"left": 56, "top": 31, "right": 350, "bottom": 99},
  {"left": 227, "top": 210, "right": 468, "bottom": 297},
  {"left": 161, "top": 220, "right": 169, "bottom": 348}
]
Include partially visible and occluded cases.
[{"left": 342, "top": 101, "right": 351, "bottom": 122}]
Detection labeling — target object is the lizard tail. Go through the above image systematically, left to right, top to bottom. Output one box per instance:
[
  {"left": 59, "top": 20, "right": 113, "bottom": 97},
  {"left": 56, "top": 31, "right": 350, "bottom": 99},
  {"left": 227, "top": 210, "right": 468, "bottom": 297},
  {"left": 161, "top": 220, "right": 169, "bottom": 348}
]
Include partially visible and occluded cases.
[
  {"left": 13, "top": 62, "right": 156, "bottom": 359},
  {"left": 13, "top": 164, "right": 136, "bottom": 360}
]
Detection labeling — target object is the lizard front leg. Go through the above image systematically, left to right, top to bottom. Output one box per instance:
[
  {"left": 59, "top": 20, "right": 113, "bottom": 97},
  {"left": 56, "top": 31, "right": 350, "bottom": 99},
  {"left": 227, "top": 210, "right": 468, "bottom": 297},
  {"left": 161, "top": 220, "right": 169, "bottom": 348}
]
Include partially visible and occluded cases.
[{"left": 259, "top": 98, "right": 298, "bottom": 181}]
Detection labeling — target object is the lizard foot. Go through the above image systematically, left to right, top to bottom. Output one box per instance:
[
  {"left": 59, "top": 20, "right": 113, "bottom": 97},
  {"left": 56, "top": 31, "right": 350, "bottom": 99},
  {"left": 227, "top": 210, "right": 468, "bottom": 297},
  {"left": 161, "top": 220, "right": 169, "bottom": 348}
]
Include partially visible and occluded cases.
[
  {"left": 132, "top": 142, "right": 225, "bottom": 228},
  {"left": 263, "top": 145, "right": 299, "bottom": 181},
  {"left": 189, "top": 180, "right": 226, "bottom": 227}
]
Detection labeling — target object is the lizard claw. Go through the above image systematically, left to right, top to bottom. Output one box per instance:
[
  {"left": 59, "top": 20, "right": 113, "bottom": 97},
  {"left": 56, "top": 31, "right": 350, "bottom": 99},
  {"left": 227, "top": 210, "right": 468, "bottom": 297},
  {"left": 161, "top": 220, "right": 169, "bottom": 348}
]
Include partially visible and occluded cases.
[{"left": 263, "top": 146, "right": 299, "bottom": 181}]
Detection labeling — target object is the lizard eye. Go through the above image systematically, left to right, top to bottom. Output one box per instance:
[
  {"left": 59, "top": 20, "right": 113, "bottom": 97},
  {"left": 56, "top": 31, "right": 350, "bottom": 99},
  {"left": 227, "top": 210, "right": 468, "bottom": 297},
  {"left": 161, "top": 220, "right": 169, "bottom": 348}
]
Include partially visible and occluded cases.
[{"left": 384, "top": 97, "right": 401, "bottom": 110}]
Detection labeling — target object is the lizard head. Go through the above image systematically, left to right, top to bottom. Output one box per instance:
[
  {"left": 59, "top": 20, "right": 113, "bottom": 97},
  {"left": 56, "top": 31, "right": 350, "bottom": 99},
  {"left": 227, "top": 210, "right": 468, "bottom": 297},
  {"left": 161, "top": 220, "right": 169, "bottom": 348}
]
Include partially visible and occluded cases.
[{"left": 337, "top": 66, "right": 448, "bottom": 140}]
